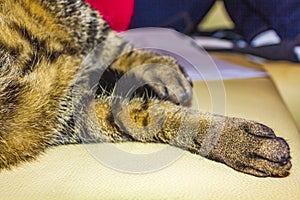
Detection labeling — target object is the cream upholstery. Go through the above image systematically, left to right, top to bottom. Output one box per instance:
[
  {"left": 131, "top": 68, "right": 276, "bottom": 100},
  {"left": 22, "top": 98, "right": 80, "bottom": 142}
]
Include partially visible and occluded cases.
[
  {"left": 263, "top": 62, "right": 300, "bottom": 130},
  {"left": 1, "top": 64, "right": 300, "bottom": 199}
]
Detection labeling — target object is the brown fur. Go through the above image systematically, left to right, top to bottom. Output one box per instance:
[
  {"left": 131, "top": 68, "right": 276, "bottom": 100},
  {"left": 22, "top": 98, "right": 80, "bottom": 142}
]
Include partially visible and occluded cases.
[{"left": 0, "top": 0, "right": 291, "bottom": 177}]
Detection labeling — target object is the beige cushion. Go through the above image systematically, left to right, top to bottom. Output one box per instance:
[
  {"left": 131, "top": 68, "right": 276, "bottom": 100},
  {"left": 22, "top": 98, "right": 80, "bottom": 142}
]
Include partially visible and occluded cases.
[
  {"left": 263, "top": 61, "right": 300, "bottom": 129},
  {"left": 1, "top": 73, "right": 299, "bottom": 199}
]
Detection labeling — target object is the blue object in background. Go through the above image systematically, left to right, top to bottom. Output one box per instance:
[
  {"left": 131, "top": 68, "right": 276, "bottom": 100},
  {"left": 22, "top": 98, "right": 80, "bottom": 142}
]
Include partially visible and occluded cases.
[{"left": 130, "top": 0, "right": 215, "bottom": 33}]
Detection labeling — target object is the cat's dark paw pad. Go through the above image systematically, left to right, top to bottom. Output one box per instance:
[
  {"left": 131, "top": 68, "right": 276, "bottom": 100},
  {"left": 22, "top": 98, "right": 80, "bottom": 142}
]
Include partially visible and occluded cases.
[
  {"left": 216, "top": 119, "right": 292, "bottom": 177},
  {"left": 237, "top": 137, "right": 291, "bottom": 177}
]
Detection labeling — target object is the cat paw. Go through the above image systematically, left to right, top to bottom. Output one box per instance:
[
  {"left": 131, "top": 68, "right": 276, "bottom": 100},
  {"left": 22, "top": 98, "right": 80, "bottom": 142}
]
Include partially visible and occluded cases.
[
  {"left": 116, "top": 55, "right": 193, "bottom": 105},
  {"left": 140, "top": 62, "right": 193, "bottom": 104},
  {"left": 211, "top": 118, "right": 291, "bottom": 177}
]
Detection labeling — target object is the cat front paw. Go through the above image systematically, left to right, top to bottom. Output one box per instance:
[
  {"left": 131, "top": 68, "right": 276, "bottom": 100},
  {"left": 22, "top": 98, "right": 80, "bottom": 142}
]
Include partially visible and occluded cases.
[
  {"left": 115, "top": 56, "right": 193, "bottom": 105},
  {"left": 139, "top": 62, "right": 193, "bottom": 104},
  {"left": 210, "top": 118, "right": 291, "bottom": 177}
]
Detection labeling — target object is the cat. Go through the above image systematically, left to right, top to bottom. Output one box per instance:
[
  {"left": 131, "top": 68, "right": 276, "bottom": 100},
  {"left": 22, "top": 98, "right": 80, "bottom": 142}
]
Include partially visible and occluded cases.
[{"left": 0, "top": 0, "right": 291, "bottom": 177}]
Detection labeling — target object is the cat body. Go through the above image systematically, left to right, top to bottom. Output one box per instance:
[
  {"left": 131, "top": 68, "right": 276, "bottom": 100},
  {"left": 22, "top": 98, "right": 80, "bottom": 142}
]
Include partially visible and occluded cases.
[{"left": 0, "top": 0, "right": 291, "bottom": 177}]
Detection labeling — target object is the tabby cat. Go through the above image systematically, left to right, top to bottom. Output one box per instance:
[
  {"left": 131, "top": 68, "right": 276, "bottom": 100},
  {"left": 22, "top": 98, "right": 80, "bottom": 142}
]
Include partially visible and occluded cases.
[{"left": 0, "top": 0, "right": 291, "bottom": 177}]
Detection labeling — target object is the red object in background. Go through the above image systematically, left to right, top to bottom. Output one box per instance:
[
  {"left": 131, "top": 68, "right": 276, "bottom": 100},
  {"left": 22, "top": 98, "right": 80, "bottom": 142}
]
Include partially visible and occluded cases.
[{"left": 85, "top": 0, "right": 134, "bottom": 32}]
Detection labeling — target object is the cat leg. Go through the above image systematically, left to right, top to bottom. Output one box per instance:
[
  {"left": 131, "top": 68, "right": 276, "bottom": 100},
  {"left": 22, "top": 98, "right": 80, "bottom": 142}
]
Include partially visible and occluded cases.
[
  {"left": 107, "top": 49, "right": 193, "bottom": 104},
  {"left": 91, "top": 96, "right": 291, "bottom": 177}
]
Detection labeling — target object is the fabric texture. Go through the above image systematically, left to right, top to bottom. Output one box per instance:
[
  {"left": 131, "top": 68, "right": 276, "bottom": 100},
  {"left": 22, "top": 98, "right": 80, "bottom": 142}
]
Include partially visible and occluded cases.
[
  {"left": 85, "top": 0, "right": 134, "bottom": 31},
  {"left": 85, "top": 0, "right": 300, "bottom": 41},
  {"left": 130, "top": 0, "right": 215, "bottom": 33},
  {"left": 223, "top": 0, "right": 300, "bottom": 42}
]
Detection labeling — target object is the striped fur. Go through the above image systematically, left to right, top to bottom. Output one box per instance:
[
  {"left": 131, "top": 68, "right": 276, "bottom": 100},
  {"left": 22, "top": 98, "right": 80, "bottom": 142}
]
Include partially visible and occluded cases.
[{"left": 0, "top": 0, "right": 291, "bottom": 177}]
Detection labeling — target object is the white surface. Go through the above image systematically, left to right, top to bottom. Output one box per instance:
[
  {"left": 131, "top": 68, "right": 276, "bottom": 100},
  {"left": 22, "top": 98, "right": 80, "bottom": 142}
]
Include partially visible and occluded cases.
[
  {"left": 120, "top": 28, "right": 268, "bottom": 81},
  {"left": 251, "top": 29, "right": 281, "bottom": 47},
  {"left": 193, "top": 36, "right": 234, "bottom": 49},
  {"left": 293, "top": 46, "right": 300, "bottom": 62}
]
